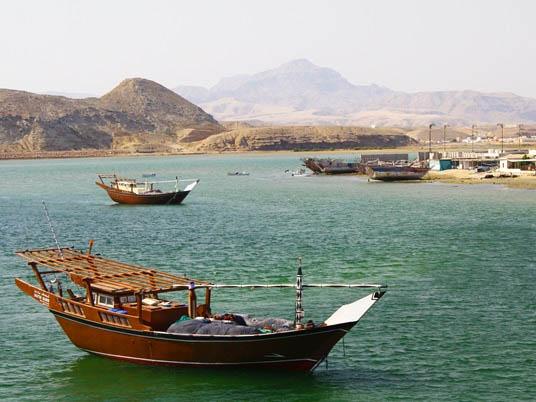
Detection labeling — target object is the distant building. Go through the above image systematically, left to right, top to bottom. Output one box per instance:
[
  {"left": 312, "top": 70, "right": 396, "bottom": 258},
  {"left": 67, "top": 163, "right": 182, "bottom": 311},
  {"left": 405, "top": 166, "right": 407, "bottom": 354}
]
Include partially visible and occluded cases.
[
  {"left": 427, "top": 149, "right": 501, "bottom": 170},
  {"left": 498, "top": 150, "right": 536, "bottom": 175},
  {"left": 429, "top": 159, "right": 452, "bottom": 171}
]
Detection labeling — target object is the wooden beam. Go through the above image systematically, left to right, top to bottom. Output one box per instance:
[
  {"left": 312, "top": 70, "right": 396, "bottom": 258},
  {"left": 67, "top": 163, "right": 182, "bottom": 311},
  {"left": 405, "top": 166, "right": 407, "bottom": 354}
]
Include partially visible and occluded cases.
[
  {"left": 29, "top": 262, "right": 47, "bottom": 290},
  {"left": 84, "top": 279, "right": 94, "bottom": 306},
  {"left": 204, "top": 287, "right": 212, "bottom": 316},
  {"left": 188, "top": 288, "right": 197, "bottom": 318},
  {"left": 136, "top": 292, "right": 143, "bottom": 320}
]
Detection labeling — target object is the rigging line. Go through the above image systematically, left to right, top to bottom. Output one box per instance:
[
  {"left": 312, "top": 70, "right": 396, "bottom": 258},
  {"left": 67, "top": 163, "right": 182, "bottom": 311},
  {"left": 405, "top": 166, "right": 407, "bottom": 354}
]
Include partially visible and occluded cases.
[{"left": 42, "top": 201, "right": 64, "bottom": 260}]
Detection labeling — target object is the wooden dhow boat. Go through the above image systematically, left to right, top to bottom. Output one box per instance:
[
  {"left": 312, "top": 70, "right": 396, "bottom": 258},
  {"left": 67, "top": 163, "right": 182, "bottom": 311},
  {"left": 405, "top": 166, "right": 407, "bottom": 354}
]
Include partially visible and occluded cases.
[
  {"left": 303, "top": 158, "right": 361, "bottom": 174},
  {"left": 366, "top": 164, "right": 429, "bottom": 181},
  {"left": 96, "top": 174, "right": 199, "bottom": 205},
  {"left": 14, "top": 245, "right": 387, "bottom": 371}
]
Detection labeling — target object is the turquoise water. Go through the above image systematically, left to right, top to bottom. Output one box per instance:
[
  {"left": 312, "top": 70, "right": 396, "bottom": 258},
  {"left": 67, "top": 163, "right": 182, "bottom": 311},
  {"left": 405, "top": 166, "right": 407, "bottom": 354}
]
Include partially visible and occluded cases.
[{"left": 0, "top": 154, "right": 534, "bottom": 401}]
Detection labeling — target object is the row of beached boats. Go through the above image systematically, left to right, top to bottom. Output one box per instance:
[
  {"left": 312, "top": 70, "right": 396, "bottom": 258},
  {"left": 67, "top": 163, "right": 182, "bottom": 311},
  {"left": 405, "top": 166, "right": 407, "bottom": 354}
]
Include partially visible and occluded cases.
[
  {"left": 303, "top": 157, "right": 430, "bottom": 181},
  {"left": 13, "top": 170, "right": 388, "bottom": 372}
]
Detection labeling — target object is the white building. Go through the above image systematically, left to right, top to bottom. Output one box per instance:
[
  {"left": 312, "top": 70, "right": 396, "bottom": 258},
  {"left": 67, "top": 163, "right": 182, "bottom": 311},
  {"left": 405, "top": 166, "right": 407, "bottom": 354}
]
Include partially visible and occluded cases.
[{"left": 498, "top": 150, "right": 536, "bottom": 175}]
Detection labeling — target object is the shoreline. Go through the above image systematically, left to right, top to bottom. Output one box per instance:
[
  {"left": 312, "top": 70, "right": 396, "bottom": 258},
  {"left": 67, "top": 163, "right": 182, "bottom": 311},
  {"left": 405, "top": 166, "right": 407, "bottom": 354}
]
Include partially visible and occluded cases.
[
  {"left": 0, "top": 143, "right": 528, "bottom": 161},
  {"left": 3, "top": 148, "right": 535, "bottom": 190},
  {"left": 424, "top": 170, "right": 536, "bottom": 190}
]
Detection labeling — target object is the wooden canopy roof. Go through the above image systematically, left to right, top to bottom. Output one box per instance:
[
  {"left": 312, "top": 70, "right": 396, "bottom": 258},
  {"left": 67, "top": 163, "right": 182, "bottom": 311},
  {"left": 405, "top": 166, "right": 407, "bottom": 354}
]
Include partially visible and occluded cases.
[{"left": 16, "top": 247, "right": 211, "bottom": 295}]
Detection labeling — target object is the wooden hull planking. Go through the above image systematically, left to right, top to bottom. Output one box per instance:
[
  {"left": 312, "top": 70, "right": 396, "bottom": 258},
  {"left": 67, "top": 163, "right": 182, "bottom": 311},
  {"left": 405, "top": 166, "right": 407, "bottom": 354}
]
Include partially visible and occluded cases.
[
  {"left": 303, "top": 158, "right": 360, "bottom": 175},
  {"left": 366, "top": 166, "right": 429, "bottom": 181},
  {"left": 96, "top": 182, "right": 191, "bottom": 205},
  {"left": 16, "top": 279, "right": 356, "bottom": 371},
  {"left": 54, "top": 311, "right": 352, "bottom": 371}
]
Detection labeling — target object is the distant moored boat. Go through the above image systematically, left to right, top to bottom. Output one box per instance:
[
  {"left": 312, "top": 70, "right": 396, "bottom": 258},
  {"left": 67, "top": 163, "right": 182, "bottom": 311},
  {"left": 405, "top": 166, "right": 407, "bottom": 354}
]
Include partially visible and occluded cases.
[
  {"left": 303, "top": 158, "right": 360, "bottom": 174},
  {"left": 366, "top": 165, "right": 429, "bottom": 181},
  {"left": 227, "top": 171, "right": 250, "bottom": 176},
  {"left": 96, "top": 174, "right": 199, "bottom": 204}
]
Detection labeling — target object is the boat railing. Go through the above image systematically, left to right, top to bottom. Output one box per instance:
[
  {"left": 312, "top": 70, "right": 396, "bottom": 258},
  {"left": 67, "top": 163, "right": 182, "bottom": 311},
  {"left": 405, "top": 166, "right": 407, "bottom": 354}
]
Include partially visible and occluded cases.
[
  {"left": 139, "top": 179, "right": 199, "bottom": 185},
  {"left": 56, "top": 293, "right": 139, "bottom": 326}
]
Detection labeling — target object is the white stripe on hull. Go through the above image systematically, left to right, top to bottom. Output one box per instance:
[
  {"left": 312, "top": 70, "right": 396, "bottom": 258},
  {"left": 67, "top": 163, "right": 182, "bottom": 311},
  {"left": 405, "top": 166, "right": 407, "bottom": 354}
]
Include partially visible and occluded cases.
[{"left": 82, "top": 349, "right": 319, "bottom": 368}]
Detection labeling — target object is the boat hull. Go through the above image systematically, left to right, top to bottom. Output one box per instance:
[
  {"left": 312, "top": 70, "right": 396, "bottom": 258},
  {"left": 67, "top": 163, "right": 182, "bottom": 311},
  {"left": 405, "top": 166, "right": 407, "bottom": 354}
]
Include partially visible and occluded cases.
[
  {"left": 303, "top": 158, "right": 360, "bottom": 174},
  {"left": 366, "top": 166, "right": 429, "bottom": 181},
  {"left": 96, "top": 182, "right": 191, "bottom": 205},
  {"left": 53, "top": 310, "right": 353, "bottom": 371}
]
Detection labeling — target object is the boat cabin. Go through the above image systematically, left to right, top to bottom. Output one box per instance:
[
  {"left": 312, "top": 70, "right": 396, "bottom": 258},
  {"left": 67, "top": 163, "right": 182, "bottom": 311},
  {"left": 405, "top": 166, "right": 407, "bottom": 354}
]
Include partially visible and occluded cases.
[
  {"left": 97, "top": 174, "right": 171, "bottom": 195},
  {"left": 115, "top": 179, "right": 143, "bottom": 194},
  {"left": 16, "top": 247, "right": 212, "bottom": 331}
]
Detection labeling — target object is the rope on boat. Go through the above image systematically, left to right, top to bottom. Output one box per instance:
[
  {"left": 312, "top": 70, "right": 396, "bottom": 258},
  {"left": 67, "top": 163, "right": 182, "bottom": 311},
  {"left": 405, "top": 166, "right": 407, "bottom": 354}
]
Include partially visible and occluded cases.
[
  {"left": 42, "top": 201, "right": 64, "bottom": 260},
  {"left": 207, "top": 283, "right": 386, "bottom": 289}
]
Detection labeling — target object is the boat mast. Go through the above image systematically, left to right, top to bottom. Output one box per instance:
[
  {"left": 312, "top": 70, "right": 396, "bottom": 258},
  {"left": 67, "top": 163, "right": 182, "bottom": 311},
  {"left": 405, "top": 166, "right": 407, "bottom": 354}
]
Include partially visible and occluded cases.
[{"left": 295, "top": 257, "right": 304, "bottom": 327}]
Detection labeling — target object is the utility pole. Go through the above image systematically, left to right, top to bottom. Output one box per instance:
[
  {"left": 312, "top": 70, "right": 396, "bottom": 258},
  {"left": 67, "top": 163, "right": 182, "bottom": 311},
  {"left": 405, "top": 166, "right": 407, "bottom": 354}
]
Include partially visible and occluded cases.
[
  {"left": 428, "top": 123, "right": 435, "bottom": 157},
  {"left": 497, "top": 123, "right": 504, "bottom": 154},
  {"left": 443, "top": 124, "right": 449, "bottom": 155},
  {"left": 471, "top": 124, "right": 476, "bottom": 153},
  {"left": 518, "top": 124, "right": 523, "bottom": 148}
]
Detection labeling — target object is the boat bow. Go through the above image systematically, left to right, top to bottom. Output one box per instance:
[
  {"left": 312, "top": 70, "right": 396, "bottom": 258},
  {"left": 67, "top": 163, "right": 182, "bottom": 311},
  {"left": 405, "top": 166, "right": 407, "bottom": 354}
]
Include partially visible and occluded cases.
[
  {"left": 183, "top": 180, "right": 199, "bottom": 192},
  {"left": 324, "top": 289, "right": 386, "bottom": 326}
]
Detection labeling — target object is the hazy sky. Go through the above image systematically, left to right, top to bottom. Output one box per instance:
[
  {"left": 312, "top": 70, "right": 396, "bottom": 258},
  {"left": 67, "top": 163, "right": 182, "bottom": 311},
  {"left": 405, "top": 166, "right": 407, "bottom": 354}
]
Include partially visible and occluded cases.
[{"left": 1, "top": 0, "right": 535, "bottom": 97}]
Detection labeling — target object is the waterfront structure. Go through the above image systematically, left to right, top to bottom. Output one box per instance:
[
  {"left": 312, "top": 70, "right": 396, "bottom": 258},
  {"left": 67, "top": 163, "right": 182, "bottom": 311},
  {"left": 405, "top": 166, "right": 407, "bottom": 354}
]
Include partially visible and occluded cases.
[
  {"left": 426, "top": 150, "right": 501, "bottom": 170},
  {"left": 498, "top": 151, "right": 536, "bottom": 175}
]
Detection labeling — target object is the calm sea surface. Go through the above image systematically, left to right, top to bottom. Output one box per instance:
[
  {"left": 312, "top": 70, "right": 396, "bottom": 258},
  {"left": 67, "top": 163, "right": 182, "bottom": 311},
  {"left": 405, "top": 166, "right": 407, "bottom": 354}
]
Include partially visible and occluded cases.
[{"left": 0, "top": 154, "right": 534, "bottom": 401}]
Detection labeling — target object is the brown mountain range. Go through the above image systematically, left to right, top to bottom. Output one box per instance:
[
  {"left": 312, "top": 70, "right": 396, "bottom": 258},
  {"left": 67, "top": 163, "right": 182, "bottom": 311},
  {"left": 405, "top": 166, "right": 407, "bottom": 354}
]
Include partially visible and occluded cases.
[
  {"left": 175, "top": 59, "right": 536, "bottom": 127},
  {"left": 0, "top": 78, "right": 222, "bottom": 152},
  {"left": 0, "top": 78, "right": 418, "bottom": 153}
]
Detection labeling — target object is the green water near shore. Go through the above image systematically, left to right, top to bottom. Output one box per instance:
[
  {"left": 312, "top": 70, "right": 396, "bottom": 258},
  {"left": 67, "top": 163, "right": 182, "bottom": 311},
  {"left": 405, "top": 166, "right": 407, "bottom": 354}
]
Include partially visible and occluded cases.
[{"left": 0, "top": 154, "right": 534, "bottom": 401}]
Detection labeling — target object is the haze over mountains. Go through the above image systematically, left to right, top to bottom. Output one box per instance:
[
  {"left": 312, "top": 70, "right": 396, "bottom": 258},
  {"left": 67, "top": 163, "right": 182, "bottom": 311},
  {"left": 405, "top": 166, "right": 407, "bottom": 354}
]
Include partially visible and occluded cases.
[
  {"left": 174, "top": 59, "right": 536, "bottom": 127},
  {"left": 2, "top": 61, "right": 534, "bottom": 153},
  {"left": 1, "top": 77, "right": 415, "bottom": 152}
]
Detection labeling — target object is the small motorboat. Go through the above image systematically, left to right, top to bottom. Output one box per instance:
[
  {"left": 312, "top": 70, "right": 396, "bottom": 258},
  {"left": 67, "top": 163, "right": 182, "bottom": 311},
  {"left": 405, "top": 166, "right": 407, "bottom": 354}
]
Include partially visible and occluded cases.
[
  {"left": 287, "top": 168, "right": 308, "bottom": 177},
  {"left": 227, "top": 171, "right": 250, "bottom": 176}
]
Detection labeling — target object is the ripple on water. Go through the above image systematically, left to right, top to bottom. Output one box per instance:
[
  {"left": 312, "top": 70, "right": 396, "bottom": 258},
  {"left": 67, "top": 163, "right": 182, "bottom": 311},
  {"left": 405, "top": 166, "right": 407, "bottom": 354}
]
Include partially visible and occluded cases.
[{"left": 0, "top": 154, "right": 534, "bottom": 401}]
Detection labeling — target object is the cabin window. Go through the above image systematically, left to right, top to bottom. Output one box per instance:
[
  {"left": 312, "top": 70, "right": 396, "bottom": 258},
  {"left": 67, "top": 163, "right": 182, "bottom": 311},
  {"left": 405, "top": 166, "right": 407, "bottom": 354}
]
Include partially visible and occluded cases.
[
  {"left": 94, "top": 294, "right": 114, "bottom": 307},
  {"left": 120, "top": 295, "right": 137, "bottom": 303}
]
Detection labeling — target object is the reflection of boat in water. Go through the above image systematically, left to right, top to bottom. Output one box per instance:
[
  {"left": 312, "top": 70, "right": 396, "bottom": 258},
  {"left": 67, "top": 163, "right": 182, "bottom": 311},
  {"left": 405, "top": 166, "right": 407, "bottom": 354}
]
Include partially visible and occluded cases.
[
  {"left": 303, "top": 158, "right": 360, "bottom": 174},
  {"left": 366, "top": 165, "right": 429, "bottom": 181},
  {"left": 227, "top": 171, "right": 250, "bottom": 176},
  {"left": 96, "top": 174, "right": 199, "bottom": 205},
  {"left": 15, "top": 247, "right": 386, "bottom": 372}
]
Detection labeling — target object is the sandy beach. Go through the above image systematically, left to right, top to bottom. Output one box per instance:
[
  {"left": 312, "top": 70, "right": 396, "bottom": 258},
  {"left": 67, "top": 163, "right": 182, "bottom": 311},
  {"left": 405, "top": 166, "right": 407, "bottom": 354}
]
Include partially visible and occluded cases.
[{"left": 425, "top": 169, "right": 536, "bottom": 189}]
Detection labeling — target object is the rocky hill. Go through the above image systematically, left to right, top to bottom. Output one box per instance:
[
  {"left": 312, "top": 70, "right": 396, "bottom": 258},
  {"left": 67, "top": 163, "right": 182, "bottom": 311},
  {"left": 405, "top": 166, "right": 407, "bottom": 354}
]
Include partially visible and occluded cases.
[
  {"left": 174, "top": 59, "right": 536, "bottom": 127},
  {"left": 0, "top": 78, "right": 222, "bottom": 151},
  {"left": 193, "top": 126, "right": 416, "bottom": 152}
]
